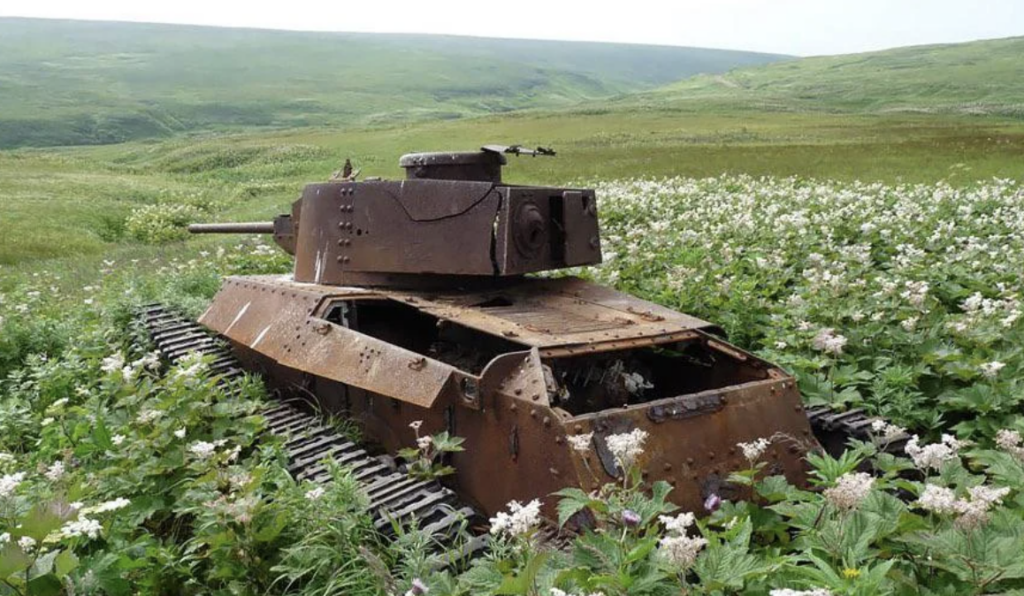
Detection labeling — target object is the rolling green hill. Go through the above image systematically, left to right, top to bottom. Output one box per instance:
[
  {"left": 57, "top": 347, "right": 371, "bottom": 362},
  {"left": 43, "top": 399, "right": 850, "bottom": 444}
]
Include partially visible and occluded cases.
[
  {"left": 0, "top": 18, "right": 788, "bottom": 148},
  {"left": 617, "top": 36, "right": 1024, "bottom": 115}
]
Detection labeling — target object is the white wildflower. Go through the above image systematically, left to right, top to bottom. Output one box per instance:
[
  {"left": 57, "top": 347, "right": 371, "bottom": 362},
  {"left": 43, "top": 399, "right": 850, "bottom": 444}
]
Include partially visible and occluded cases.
[
  {"left": 811, "top": 328, "right": 848, "bottom": 355},
  {"left": 100, "top": 352, "right": 125, "bottom": 374},
  {"left": 134, "top": 352, "right": 161, "bottom": 371},
  {"left": 173, "top": 353, "right": 208, "bottom": 381},
  {"left": 979, "top": 361, "right": 1006, "bottom": 379},
  {"left": 49, "top": 398, "right": 69, "bottom": 410},
  {"left": 136, "top": 409, "right": 163, "bottom": 424},
  {"left": 41, "top": 417, "right": 55, "bottom": 427},
  {"left": 870, "top": 419, "right": 907, "bottom": 442},
  {"left": 408, "top": 420, "right": 423, "bottom": 431},
  {"left": 174, "top": 428, "right": 187, "bottom": 439},
  {"left": 604, "top": 428, "right": 648, "bottom": 470},
  {"left": 995, "top": 429, "right": 1024, "bottom": 459},
  {"left": 566, "top": 432, "right": 594, "bottom": 453},
  {"left": 111, "top": 434, "right": 125, "bottom": 446},
  {"left": 905, "top": 434, "right": 968, "bottom": 470},
  {"left": 416, "top": 435, "right": 433, "bottom": 451},
  {"left": 738, "top": 437, "right": 771, "bottom": 463},
  {"left": 189, "top": 439, "right": 227, "bottom": 460},
  {"left": 44, "top": 460, "right": 65, "bottom": 482},
  {"left": 1, "top": 471, "right": 26, "bottom": 499},
  {"left": 823, "top": 472, "right": 874, "bottom": 510},
  {"left": 917, "top": 485, "right": 954, "bottom": 518},
  {"left": 955, "top": 485, "right": 1011, "bottom": 530},
  {"left": 305, "top": 486, "right": 326, "bottom": 501},
  {"left": 92, "top": 498, "right": 131, "bottom": 513},
  {"left": 489, "top": 499, "right": 542, "bottom": 538},
  {"left": 69, "top": 502, "right": 83, "bottom": 511},
  {"left": 658, "top": 512, "right": 696, "bottom": 534},
  {"left": 60, "top": 517, "right": 103, "bottom": 540},
  {"left": 0, "top": 533, "right": 8, "bottom": 545},
  {"left": 658, "top": 533, "right": 707, "bottom": 569},
  {"left": 18, "top": 536, "right": 36, "bottom": 551}
]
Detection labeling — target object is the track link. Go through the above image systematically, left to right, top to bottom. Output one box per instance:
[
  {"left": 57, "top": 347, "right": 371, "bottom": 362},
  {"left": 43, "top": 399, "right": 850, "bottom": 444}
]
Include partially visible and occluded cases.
[
  {"left": 139, "top": 304, "right": 488, "bottom": 564},
  {"left": 806, "top": 405, "right": 911, "bottom": 457}
]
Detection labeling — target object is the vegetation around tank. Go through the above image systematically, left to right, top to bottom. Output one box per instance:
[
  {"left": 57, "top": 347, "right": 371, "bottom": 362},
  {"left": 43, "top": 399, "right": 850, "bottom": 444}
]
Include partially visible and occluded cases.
[{"left": 3, "top": 20, "right": 1024, "bottom": 596}]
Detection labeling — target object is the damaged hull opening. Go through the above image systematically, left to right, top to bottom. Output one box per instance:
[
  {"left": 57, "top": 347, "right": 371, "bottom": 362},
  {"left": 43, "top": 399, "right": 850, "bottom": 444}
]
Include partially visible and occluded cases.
[{"left": 542, "top": 334, "right": 772, "bottom": 416}]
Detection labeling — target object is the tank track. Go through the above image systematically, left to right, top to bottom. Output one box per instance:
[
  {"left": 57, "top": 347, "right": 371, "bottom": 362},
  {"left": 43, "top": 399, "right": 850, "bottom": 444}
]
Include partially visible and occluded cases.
[
  {"left": 138, "top": 304, "right": 489, "bottom": 564},
  {"left": 805, "top": 405, "right": 911, "bottom": 457}
]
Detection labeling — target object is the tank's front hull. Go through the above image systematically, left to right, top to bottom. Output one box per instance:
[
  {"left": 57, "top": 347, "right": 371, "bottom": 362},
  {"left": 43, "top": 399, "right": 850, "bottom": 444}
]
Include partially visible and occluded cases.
[{"left": 200, "top": 274, "right": 817, "bottom": 517}]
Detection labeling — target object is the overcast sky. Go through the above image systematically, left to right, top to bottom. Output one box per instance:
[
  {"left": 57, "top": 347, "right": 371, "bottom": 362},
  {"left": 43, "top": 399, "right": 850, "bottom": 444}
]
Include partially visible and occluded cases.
[{"left": 3, "top": 0, "right": 1022, "bottom": 56}]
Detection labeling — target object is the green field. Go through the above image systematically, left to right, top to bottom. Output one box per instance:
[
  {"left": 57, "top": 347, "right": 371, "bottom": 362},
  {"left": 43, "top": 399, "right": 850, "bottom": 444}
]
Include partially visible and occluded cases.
[
  {"left": 0, "top": 18, "right": 787, "bottom": 148},
  {"left": 2, "top": 109, "right": 1022, "bottom": 270}
]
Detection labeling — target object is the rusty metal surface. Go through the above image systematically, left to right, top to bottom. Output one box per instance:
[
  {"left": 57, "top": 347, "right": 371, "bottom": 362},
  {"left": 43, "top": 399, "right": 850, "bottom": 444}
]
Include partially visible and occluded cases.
[
  {"left": 192, "top": 148, "right": 601, "bottom": 284},
  {"left": 293, "top": 180, "right": 501, "bottom": 283},
  {"left": 198, "top": 273, "right": 819, "bottom": 517},
  {"left": 205, "top": 274, "right": 714, "bottom": 350},
  {"left": 199, "top": 278, "right": 466, "bottom": 409}
]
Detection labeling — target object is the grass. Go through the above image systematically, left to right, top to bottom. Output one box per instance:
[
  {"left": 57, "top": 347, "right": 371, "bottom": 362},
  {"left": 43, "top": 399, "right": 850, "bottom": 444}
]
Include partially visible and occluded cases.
[
  {"left": 0, "top": 18, "right": 787, "bottom": 148},
  {"left": 630, "top": 35, "right": 1024, "bottom": 116},
  {"left": 2, "top": 108, "right": 1023, "bottom": 269}
]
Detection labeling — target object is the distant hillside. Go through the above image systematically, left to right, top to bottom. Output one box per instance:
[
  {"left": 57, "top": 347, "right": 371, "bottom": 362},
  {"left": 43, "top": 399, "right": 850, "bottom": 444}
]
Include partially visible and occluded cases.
[
  {"left": 0, "top": 18, "right": 788, "bottom": 148},
  {"left": 626, "top": 36, "right": 1024, "bottom": 116}
]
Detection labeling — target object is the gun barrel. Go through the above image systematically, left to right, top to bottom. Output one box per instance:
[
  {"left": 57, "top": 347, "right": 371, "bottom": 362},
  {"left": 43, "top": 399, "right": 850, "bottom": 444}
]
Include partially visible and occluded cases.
[{"left": 189, "top": 222, "right": 275, "bottom": 234}]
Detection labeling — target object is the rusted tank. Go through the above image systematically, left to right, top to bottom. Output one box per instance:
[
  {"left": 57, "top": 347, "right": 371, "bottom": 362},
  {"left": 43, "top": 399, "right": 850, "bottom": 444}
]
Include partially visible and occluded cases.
[{"left": 189, "top": 145, "right": 818, "bottom": 518}]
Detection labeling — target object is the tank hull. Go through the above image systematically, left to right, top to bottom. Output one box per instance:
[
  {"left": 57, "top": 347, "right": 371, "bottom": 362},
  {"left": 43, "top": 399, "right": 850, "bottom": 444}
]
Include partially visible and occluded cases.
[{"left": 200, "top": 274, "right": 817, "bottom": 517}]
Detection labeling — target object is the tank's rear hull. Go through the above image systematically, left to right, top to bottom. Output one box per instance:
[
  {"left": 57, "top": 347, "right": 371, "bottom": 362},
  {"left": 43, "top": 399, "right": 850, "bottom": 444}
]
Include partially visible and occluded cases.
[{"left": 200, "top": 274, "right": 817, "bottom": 516}]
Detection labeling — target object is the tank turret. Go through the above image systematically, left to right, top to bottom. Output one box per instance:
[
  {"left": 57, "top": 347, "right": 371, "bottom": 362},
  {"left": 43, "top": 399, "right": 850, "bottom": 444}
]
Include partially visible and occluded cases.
[{"left": 191, "top": 145, "right": 599, "bottom": 287}]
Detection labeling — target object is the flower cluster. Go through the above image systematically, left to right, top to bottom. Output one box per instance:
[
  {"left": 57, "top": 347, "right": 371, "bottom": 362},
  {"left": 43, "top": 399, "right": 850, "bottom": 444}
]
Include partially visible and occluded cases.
[
  {"left": 811, "top": 328, "right": 848, "bottom": 356},
  {"left": 870, "top": 419, "right": 907, "bottom": 443},
  {"left": 605, "top": 428, "right": 648, "bottom": 470},
  {"left": 995, "top": 429, "right": 1024, "bottom": 461},
  {"left": 567, "top": 432, "right": 594, "bottom": 453},
  {"left": 905, "top": 434, "right": 969, "bottom": 470},
  {"left": 738, "top": 437, "right": 771, "bottom": 463},
  {"left": 189, "top": 439, "right": 229, "bottom": 460},
  {"left": 0, "top": 471, "right": 26, "bottom": 498},
  {"left": 823, "top": 472, "right": 874, "bottom": 511},
  {"left": 916, "top": 483, "right": 1011, "bottom": 529},
  {"left": 489, "top": 499, "right": 542, "bottom": 539},
  {"left": 658, "top": 511, "right": 707, "bottom": 569}
]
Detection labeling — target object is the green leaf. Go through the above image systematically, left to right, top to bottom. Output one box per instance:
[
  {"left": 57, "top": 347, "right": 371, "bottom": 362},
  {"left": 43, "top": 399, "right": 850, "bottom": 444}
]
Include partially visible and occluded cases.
[
  {"left": 93, "top": 417, "right": 114, "bottom": 451},
  {"left": 553, "top": 487, "right": 602, "bottom": 527},
  {"left": 20, "top": 503, "right": 65, "bottom": 542},
  {"left": 254, "top": 511, "right": 289, "bottom": 543},
  {"left": 624, "top": 535, "right": 658, "bottom": 564},
  {"left": 693, "top": 541, "right": 771, "bottom": 591},
  {"left": 0, "top": 542, "right": 33, "bottom": 580},
  {"left": 54, "top": 549, "right": 79, "bottom": 578},
  {"left": 494, "top": 551, "right": 550, "bottom": 595},
  {"left": 27, "top": 574, "right": 63, "bottom": 596}
]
